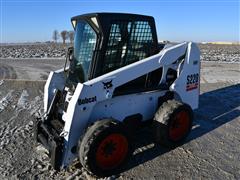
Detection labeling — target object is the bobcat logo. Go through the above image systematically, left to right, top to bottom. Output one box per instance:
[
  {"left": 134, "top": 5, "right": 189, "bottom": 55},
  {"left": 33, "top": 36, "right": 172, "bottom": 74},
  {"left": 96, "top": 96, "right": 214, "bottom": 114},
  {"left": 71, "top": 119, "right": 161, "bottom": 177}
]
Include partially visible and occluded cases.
[
  {"left": 102, "top": 80, "right": 113, "bottom": 89},
  {"left": 78, "top": 96, "right": 97, "bottom": 105}
]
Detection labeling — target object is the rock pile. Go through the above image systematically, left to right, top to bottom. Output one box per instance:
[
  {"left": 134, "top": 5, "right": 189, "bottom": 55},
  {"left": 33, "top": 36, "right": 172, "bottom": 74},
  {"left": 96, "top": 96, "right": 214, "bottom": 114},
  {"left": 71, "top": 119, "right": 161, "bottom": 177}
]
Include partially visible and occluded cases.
[
  {"left": 0, "top": 43, "right": 69, "bottom": 59},
  {"left": 1, "top": 43, "right": 239, "bottom": 62},
  {"left": 199, "top": 44, "right": 240, "bottom": 63}
]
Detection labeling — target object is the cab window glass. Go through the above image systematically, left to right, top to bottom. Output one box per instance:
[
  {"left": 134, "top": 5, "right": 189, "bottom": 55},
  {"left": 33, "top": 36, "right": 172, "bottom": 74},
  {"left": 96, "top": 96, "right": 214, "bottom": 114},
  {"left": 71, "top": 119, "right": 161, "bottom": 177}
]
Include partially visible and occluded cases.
[{"left": 103, "top": 20, "right": 154, "bottom": 74}]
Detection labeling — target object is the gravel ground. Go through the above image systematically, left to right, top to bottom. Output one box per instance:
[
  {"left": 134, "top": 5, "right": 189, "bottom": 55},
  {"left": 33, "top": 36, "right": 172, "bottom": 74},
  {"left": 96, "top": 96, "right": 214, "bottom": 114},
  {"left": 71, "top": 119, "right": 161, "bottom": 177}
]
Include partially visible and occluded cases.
[
  {"left": 0, "top": 43, "right": 70, "bottom": 59},
  {"left": 1, "top": 43, "right": 240, "bottom": 62},
  {"left": 199, "top": 44, "right": 240, "bottom": 63},
  {"left": 0, "top": 52, "right": 240, "bottom": 179},
  {"left": 0, "top": 58, "right": 65, "bottom": 80}
]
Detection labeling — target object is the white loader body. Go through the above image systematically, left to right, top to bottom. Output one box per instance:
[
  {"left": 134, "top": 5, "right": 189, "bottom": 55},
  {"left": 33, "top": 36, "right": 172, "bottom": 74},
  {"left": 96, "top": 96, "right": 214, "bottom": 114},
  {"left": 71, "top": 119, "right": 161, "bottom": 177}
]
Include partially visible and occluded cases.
[{"left": 43, "top": 42, "right": 200, "bottom": 168}]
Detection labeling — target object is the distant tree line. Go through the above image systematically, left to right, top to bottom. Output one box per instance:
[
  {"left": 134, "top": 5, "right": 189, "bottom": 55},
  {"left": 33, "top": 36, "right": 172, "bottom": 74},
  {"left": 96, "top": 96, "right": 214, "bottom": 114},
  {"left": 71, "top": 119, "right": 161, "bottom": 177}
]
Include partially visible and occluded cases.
[{"left": 52, "top": 30, "right": 74, "bottom": 44}]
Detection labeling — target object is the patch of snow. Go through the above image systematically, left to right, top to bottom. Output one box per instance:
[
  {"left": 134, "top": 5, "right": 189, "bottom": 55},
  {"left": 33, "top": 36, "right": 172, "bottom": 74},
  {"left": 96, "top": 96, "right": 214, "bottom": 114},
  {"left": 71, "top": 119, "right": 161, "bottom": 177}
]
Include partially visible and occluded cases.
[
  {"left": 0, "top": 80, "right": 4, "bottom": 86},
  {"left": 0, "top": 90, "right": 14, "bottom": 113},
  {"left": 17, "top": 90, "right": 30, "bottom": 110}
]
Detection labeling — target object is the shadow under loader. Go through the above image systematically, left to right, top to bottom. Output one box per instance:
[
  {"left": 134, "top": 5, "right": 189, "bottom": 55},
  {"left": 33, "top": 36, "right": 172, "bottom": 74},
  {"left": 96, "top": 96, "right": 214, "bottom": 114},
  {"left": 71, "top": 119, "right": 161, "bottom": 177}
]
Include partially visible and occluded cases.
[{"left": 121, "top": 83, "right": 240, "bottom": 173}]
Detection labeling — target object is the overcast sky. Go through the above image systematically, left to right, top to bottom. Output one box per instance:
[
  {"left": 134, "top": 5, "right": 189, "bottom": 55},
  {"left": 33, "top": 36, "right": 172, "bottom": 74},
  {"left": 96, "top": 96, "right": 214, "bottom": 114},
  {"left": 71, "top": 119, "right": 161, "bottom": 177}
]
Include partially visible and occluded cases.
[{"left": 1, "top": 0, "right": 239, "bottom": 43}]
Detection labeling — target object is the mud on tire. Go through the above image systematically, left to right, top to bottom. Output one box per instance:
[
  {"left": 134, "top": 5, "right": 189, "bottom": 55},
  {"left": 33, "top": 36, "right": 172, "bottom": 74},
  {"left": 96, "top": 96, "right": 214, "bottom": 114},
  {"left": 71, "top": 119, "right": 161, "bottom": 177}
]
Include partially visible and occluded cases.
[
  {"left": 152, "top": 100, "right": 193, "bottom": 148},
  {"left": 79, "top": 119, "right": 131, "bottom": 177}
]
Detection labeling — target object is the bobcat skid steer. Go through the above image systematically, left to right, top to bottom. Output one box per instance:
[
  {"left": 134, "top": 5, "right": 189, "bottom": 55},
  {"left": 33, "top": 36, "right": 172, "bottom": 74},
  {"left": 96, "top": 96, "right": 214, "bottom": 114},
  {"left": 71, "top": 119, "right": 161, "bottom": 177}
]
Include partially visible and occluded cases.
[{"left": 35, "top": 13, "right": 200, "bottom": 177}]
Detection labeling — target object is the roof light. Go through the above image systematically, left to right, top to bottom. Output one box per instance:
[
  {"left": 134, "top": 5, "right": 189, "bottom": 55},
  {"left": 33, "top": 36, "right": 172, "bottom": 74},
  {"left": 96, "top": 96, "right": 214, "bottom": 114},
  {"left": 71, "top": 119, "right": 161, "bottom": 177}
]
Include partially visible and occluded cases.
[
  {"left": 91, "top": 17, "right": 99, "bottom": 28},
  {"left": 72, "top": 20, "right": 77, "bottom": 29}
]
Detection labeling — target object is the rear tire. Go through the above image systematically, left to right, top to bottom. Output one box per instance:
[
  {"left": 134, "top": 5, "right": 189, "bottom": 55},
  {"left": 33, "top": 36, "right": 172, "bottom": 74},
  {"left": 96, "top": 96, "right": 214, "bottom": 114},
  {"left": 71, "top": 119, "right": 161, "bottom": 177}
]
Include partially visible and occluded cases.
[
  {"left": 152, "top": 100, "right": 193, "bottom": 147},
  {"left": 79, "top": 119, "right": 131, "bottom": 177}
]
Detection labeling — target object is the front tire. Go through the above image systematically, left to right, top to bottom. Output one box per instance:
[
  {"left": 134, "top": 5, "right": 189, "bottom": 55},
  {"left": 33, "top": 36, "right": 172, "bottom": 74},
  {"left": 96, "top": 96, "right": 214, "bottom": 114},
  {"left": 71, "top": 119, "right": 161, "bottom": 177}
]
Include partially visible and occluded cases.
[
  {"left": 152, "top": 100, "right": 193, "bottom": 147},
  {"left": 79, "top": 119, "right": 131, "bottom": 177}
]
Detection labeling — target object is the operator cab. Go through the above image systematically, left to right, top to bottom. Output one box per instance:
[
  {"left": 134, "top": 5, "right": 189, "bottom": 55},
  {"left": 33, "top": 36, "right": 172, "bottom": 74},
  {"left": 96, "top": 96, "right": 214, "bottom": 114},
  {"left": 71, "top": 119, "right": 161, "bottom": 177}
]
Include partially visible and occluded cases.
[{"left": 68, "top": 13, "right": 161, "bottom": 91}]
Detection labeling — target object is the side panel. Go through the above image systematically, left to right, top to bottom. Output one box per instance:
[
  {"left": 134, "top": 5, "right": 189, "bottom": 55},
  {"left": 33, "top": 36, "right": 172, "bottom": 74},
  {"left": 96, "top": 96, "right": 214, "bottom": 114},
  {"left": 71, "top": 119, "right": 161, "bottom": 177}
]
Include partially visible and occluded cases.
[
  {"left": 170, "top": 42, "right": 200, "bottom": 109},
  {"left": 89, "top": 90, "right": 167, "bottom": 122}
]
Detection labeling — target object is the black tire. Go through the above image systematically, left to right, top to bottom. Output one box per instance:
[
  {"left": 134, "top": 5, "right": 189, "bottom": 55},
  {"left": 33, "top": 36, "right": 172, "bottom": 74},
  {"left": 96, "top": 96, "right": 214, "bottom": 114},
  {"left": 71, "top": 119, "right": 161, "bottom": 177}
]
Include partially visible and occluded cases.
[
  {"left": 152, "top": 100, "right": 193, "bottom": 147},
  {"left": 79, "top": 119, "right": 131, "bottom": 177}
]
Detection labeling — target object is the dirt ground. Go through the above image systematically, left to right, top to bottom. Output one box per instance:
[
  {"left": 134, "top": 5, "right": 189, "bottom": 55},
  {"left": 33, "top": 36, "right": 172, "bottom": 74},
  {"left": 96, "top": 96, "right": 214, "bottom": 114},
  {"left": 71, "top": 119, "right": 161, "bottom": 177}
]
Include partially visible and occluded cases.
[{"left": 0, "top": 58, "right": 239, "bottom": 179}]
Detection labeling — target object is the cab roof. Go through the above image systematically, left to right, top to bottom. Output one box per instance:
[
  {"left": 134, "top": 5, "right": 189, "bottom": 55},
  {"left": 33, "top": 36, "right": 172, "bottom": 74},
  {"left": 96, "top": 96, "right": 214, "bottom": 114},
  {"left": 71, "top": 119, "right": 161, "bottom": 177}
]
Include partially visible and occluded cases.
[{"left": 71, "top": 12, "right": 155, "bottom": 22}]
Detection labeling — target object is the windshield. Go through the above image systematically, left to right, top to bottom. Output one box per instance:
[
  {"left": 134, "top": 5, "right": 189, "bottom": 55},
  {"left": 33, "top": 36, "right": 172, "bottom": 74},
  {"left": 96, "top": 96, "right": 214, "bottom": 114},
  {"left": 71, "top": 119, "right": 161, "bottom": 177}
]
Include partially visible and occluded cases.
[{"left": 69, "top": 20, "right": 97, "bottom": 83}]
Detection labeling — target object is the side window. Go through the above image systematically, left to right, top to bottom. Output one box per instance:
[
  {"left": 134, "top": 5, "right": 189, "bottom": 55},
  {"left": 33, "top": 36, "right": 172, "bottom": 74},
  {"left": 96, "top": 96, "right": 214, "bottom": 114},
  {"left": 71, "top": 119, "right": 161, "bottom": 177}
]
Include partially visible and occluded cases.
[
  {"left": 102, "top": 20, "right": 155, "bottom": 74},
  {"left": 103, "top": 20, "right": 157, "bottom": 95},
  {"left": 126, "top": 21, "right": 154, "bottom": 64},
  {"left": 103, "top": 23, "right": 124, "bottom": 73}
]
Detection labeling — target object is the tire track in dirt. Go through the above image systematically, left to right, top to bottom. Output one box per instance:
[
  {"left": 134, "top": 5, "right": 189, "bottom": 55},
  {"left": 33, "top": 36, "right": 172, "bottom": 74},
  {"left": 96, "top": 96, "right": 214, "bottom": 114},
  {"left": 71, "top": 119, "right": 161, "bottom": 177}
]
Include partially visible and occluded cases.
[{"left": 0, "top": 63, "right": 17, "bottom": 79}]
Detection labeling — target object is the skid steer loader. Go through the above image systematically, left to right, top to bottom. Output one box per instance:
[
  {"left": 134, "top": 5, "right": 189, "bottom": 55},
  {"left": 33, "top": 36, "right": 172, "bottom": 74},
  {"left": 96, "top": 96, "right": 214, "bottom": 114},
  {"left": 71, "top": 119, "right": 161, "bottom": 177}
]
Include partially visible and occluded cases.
[{"left": 36, "top": 13, "right": 200, "bottom": 177}]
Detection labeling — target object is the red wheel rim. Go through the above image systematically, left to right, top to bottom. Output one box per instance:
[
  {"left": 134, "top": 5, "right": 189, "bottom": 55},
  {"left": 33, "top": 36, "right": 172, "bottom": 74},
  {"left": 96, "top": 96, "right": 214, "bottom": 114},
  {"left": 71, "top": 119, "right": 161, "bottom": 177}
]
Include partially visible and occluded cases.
[
  {"left": 169, "top": 110, "right": 190, "bottom": 141},
  {"left": 96, "top": 133, "right": 128, "bottom": 170}
]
